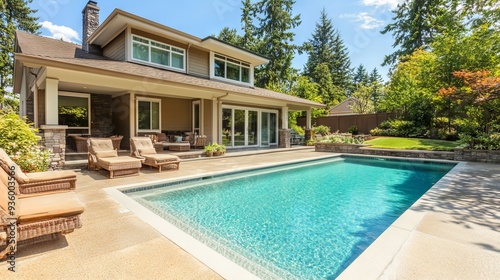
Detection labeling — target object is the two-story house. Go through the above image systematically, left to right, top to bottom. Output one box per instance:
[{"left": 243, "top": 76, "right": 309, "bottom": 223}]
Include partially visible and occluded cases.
[{"left": 13, "top": 1, "right": 322, "bottom": 166}]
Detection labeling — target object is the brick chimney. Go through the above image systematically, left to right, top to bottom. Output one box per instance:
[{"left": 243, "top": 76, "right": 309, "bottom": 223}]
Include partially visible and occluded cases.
[{"left": 82, "top": 1, "right": 100, "bottom": 52}]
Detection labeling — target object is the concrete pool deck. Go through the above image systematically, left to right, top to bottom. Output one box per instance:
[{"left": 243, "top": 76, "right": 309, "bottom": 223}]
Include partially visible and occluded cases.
[{"left": 1, "top": 149, "right": 499, "bottom": 279}]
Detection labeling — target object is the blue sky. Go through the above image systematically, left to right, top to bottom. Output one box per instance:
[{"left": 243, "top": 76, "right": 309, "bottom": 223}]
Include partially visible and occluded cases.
[{"left": 30, "top": 0, "right": 403, "bottom": 81}]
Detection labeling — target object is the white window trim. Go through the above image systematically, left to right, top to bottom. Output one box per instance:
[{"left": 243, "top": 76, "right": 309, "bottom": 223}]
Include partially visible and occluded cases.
[
  {"left": 130, "top": 34, "right": 186, "bottom": 72},
  {"left": 210, "top": 52, "right": 254, "bottom": 87},
  {"left": 58, "top": 91, "right": 91, "bottom": 130},
  {"left": 136, "top": 97, "right": 162, "bottom": 133}
]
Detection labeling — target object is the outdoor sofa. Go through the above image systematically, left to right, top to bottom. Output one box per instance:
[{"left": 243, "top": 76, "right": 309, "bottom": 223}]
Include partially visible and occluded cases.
[
  {"left": 130, "top": 137, "right": 180, "bottom": 172},
  {"left": 87, "top": 138, "right": 142, "bottom": 178},
  {"left": 0, "top": 148, "right": 76, "bottom": 195}
]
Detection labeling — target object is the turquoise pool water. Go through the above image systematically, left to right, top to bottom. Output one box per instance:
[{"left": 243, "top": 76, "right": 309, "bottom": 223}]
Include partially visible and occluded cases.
[{"left": 127, "top": 156, "right": 455, "bottom": 279}]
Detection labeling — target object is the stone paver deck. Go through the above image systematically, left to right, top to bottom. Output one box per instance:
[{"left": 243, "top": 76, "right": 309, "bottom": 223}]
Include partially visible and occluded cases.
[{"left": 1, "top": 150, "right": 499, "bottom": 279}]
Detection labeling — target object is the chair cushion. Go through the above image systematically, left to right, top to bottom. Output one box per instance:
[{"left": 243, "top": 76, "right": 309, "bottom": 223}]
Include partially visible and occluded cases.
[
  {"left": 175, "top": 136, "right": 183, "bottom": 143},
  {"left": 89, "top": 138, "right": 114, "bottom": 152},
  {"left": 139, "top": 148, "right": 157, "bottom": 155},
  {"left": 95, "top": 150, "right": 118, "bottom": 158},
  {"left": 143, "top": 154, "right": 180, "bottom": 162},
  {"left": 97, "top": 156, "right": 142, "bottom": 167},
  {"left": 25, "top": 170, "right": 76, "bottom": 183},
  {"left": 17, "top": 191, "right": 85, "bottom": 222}
]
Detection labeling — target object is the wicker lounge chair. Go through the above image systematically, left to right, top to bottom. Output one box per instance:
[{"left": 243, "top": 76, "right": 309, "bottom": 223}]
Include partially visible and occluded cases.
[
  {"left": 191, "top": 135, "right": 207, "bottom": 148},
  {"left": 130, "top": 137, "right": 180, "bottom": 172},
  {"left": 88, "top": 138, "right": 142, "bottom": 178},
  {"left": 0, "top": 148, "right": 76, "bottom": 195},
  {"left": 0, "top": 177, "right": 84, "bottom": 259}
]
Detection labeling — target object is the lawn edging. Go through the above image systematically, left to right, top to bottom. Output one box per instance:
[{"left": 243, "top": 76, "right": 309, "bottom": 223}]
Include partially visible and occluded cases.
[{"left": 315, "top": 143, "right": 500, "bottom": 163}]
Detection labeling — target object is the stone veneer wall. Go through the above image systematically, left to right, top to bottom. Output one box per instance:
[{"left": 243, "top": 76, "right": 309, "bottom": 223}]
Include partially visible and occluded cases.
[
  {"left": 90, "top": 94, "right": 113, "bottom": 137},
  {"left": 39, "top": 125, "right": 68, "bottom": 170},
  {"left": 279, "top": 129, "right": 291, "bottom": 148},
  {"left": 315, "top": 143, "right": 500, "bottom": 163}
]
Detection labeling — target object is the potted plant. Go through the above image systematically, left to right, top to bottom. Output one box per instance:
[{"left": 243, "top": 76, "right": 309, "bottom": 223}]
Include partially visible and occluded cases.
[
  {"left": 204, "top": 143, "right": 215, "bottom": 157},
  {"left": 213, "top": 143, "right": 226, "bottom": 156}
]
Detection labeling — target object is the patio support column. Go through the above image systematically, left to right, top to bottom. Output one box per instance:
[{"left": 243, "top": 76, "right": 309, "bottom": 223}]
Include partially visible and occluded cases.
[
  {"left": 45, "top": 78, "right": 59, "bottom": 125},
  {"left": 212, "top": 98, "right": 218, "bottom": 144},
  {"left": 279, "top": 106, "right": 291, "bottom": 148},
  {"left": 281, "top": 106, "right": 289, "bottom": 129},
  {"left": 305, "top": 109, "right": 313, "bottom": 142},
  {"left": 306, "top": 109, "right": 312, "bottom": 129}
]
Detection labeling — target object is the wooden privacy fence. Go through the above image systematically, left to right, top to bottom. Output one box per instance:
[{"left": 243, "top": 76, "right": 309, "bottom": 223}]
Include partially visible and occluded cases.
[{"left": 298, "top": 113, "right": 397, "bottom": 134}]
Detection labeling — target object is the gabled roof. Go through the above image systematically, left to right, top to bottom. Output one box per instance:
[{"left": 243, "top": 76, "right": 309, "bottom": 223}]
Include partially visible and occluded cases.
[
  {"left": 15, "top": 31, "right": 324, "bottom": 108},
  {"left": 328, "top": 97, "right": 357, "bottom": 116}
]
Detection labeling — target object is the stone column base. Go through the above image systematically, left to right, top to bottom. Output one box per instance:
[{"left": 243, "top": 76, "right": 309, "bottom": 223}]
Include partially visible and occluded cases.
[
  {"left": 40, "top": 125, "right": 68, "bottom": 170},
  {"left": 279, "top": 129, "right": 291, "bottom": 148}
]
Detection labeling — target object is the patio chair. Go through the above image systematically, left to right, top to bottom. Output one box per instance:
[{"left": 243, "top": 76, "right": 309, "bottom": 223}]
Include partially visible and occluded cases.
[
  {"left": 191, "top": 135, "right": 207, "bottom": 148},
  {"left": 130, "top": 137, "right": 180, "bottom": 172},
  {"left": 87, "top": 138, "right": 142, "bottom": 178},
  {"left": 0, "top": 148, "right": 76, "bottom": 195},
  {"left": 0, "top": 178, "right": 84, "bottom": 259}
]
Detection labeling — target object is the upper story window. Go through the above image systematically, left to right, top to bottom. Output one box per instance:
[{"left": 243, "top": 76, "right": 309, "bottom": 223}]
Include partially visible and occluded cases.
[
  {"left": 131, "top": 35, "right": 185, "bottom": 71},
  {"left": 214, "top": 54, "right": 250, "bottom": 83}
]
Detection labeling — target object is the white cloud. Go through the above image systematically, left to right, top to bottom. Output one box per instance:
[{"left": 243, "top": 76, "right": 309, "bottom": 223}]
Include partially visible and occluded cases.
[
  {"left": 361, "top": 0, "right": 403, "bottom": 9},
  {"left": 341, "top": 12, "right": 385, "bottom": 30},
  {"left": 40, "top": 21, "right": 80, "bottom": 43}
]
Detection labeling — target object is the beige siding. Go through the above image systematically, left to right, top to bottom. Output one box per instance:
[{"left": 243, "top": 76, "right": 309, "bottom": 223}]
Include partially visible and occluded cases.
[
  {"left": 103, "top": 31, "right": 125, "bottom": 61},
  {"left": 188, "top": 48, "right": 209, "bottom": 78},
  {"left": 112, "top": 94, "right": 131, "bottom": 149},
  {"left": 160, "top": 97, "right": 191, "bottom": 131},
  {"left": 203, "top": 99, "right": 213, "bottom": 143}
]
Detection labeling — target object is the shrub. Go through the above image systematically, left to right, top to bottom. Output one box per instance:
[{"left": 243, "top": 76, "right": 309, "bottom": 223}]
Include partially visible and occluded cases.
[
  {"left": 0, "top": 112, "right": 50, "bottom": 172},
  {"left": 0, "top": 112, "right": 40, "bottom": 154},
  {"left": 370, "top": 119, "right": 424, "bottom": 137},
  {"left": 290, "top": 124, "right": 304, "bottom": 135},
  {"left": 313, "top": 125, "right": 330, "bottom": 136},
  {"left": 347, "top": 125, "right": 359, "bottom": 135},
  {"left": 459, "top": 132, "right": 500, "bottom": 150},
  {"left": 319, "top": 133, "right": 364, "bottom": 144},
  {"left": 11, "top": 146, "right": 51, "bottom": 173}
]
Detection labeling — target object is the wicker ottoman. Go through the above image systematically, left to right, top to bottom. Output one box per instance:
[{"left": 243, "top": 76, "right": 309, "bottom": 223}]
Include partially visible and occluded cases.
[{"left": 168, "top": 143, "right": 190, "bottom": 151}]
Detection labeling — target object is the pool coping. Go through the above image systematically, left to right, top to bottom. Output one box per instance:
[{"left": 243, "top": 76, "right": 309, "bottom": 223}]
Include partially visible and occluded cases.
[{"left": 104, "top": 153, "right": 462, "bottom": 279}]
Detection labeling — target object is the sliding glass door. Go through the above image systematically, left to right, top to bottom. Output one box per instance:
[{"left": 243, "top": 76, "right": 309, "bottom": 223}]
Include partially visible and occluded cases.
[{"left": 222, "top": 106, "right": 278, "bottom": 148}]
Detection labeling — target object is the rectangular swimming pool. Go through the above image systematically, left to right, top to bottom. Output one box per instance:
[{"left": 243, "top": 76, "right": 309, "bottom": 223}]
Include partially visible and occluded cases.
[{"left": 121, "top": 156, "right": 455, "bottom": 279}]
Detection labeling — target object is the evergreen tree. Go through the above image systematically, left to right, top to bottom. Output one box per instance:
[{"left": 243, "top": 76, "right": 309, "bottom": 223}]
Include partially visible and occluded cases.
[
  {"left": 0, "top": 0, "right": 39, "bottom": 106},
  {"left": 240, "top": 0, "right": 256, "bottom": 49},
  {"left": 253, "top": 0, "right": 301, "bottom": 89},
  {"left": 381, "top": 0, "right": 462, "bottom": 67},
  {"left": 304, "top": 8, "right": 351, "bottom": 90},
  {"left": 215, "top": 27, "right": 242, "bottom": 46},
  {"left": 353, "top": 64, "right": 370, "bottom": 86},
  {"left": 369, "top": 68, "right": 384, "bottom": 112}
]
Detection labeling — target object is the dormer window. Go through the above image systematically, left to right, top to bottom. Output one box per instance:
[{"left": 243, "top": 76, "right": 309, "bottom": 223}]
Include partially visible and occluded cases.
[
  {"left": 131, "top": 35, "right": 185, "bottom": 71},
  {"left": 214, "top": 54, "right": 250, "bottom": 83}
]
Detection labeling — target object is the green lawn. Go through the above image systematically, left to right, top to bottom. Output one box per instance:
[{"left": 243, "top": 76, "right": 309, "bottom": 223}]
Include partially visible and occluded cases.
[{"left": 365, "top": 137, "right": 459, "bottom": 151}]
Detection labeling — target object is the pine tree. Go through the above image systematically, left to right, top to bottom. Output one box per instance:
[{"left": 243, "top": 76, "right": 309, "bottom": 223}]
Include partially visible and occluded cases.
[
  {"left": 0, "top": 0, "right": 39, "bottom": 106},
  {"left": 240, "top": 0, "right": 256, "bottom": 50},
  {"left": 253, "top": 0, "right": 301, "bottom": 89},
  {"left": 381, "top": 0, "right": 462, "bottom": 67},
  {"left": 304, "top": 8, "right": 351, "bottom": 91},
  {"left": 215, "top": 27, "right": 242, "bottom": 46},
  {"left": 353, "top": 64, "right": 370, "bottom": 87},
  {"left": 369, "top": 68, "right": 384, "bottom": 112}
]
